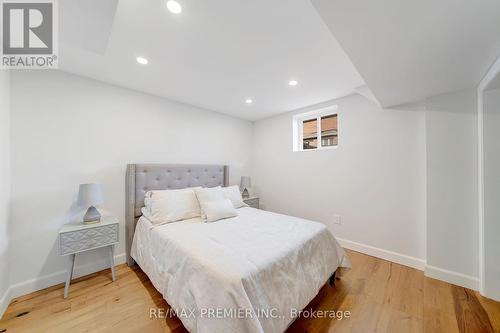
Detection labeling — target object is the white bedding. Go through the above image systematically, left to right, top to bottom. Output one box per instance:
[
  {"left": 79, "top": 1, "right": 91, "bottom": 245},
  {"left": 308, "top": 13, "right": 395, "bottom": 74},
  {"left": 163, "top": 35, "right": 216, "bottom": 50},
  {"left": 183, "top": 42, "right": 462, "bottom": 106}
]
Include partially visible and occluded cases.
[{"left": 131, "top": 207, "right": 350, "bottom": 333}]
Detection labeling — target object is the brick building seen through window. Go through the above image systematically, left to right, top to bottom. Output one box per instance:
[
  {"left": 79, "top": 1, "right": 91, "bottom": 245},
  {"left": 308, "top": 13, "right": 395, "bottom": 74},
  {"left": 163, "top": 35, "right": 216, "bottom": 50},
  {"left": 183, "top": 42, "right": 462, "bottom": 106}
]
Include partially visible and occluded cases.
[{"left": 303, "top": 114, "right": 338, "bottom": 150}]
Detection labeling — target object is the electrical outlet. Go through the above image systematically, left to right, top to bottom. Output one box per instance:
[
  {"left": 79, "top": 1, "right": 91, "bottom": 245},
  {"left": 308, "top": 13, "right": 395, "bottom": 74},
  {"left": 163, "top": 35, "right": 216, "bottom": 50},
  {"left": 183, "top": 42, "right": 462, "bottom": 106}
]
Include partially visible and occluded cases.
[{"left": 333, "top": 214, "right": 341, "bottom": 225}]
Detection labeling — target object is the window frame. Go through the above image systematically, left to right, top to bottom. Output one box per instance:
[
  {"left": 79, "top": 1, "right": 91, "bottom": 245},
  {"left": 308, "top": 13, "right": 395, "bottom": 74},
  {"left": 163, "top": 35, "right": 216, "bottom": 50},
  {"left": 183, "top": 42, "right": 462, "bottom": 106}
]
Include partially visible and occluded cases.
[{"left": 292, "top": 105, "right": 338, "bottom": 152}]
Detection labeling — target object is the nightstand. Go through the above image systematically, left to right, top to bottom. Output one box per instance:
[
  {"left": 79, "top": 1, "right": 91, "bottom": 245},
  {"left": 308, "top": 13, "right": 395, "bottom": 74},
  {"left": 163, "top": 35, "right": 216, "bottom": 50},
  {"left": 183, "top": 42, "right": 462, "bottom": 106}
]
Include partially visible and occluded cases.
[
  {"left": 243, "top": 197, "right": 260, "bottom": 209},
  {"left": 58, "top": 216, "right": 119, "bottom": 298}
]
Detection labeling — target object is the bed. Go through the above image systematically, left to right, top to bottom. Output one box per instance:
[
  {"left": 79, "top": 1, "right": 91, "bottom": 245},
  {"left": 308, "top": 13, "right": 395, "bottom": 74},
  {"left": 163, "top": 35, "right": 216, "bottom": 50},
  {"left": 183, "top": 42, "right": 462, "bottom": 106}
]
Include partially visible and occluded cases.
[{"left": 126, "top": 164, "right": 350, "bottom": 333}]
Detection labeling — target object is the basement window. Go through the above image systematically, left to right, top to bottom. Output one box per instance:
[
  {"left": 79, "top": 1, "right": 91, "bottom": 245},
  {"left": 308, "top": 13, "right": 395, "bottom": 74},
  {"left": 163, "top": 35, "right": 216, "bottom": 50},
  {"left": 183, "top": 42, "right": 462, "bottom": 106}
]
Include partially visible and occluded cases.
[{"left": 292, "top": 106, "right": 338, "bottom": 151}]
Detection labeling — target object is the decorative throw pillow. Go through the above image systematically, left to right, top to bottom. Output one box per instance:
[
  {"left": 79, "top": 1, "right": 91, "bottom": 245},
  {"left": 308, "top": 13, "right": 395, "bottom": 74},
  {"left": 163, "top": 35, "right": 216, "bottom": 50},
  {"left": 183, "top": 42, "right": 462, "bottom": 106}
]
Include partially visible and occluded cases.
[
  {"left": 222, "top": 185, "right": 248, "bottom": 208},
  {"left": 195, "top": 186, "right": 239, "bottom": 221},
  {"left": 142, "top": 187, "right": 201, "bottom": 225},
  {"left": 202, "top": 199, "right": 238, "bottom": 223}
]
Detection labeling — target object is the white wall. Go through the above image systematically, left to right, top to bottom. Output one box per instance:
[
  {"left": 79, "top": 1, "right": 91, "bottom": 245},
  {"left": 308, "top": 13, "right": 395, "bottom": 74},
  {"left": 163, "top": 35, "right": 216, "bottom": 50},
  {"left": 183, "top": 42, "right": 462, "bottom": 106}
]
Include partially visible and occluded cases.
[
  {"left": 0, "top": 71, "right": 11, "bottom": 310},
  {"left": 8, "top": 71, "right": 253, "bottom": 293},
  {"left": 483, "top": 87, "right": 500, "bottom": 299},
  {"left": 424, "top": 89, "right": 478, "bottom": 284},
  {"left": 252, "top": 93, "right": 427, "bottom": 264}
]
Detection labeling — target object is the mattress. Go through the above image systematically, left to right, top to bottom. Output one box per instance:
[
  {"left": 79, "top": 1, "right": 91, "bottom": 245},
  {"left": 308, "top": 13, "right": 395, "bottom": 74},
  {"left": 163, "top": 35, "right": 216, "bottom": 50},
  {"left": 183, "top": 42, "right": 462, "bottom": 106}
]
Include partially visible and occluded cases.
[{"left": 131, "top": 207, "right": 350, "bottom": 333}]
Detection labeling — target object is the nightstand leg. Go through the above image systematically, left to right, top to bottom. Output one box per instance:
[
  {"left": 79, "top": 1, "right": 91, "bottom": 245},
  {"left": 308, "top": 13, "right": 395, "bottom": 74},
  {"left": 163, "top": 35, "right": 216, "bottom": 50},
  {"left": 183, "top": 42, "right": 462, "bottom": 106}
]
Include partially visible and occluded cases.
[
  {"left": 109, "top": 245, "right": 116, "bottom": 282},
  {"left": 64, "top": 254, "right": 75, "bottom": 299}
]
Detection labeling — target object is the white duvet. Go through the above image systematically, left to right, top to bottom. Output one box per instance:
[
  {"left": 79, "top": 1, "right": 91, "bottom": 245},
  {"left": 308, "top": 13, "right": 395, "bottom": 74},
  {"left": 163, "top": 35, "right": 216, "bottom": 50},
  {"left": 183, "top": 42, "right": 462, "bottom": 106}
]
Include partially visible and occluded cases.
[{"left": 131, "top": 207, "right": 350, "bottom": 333}]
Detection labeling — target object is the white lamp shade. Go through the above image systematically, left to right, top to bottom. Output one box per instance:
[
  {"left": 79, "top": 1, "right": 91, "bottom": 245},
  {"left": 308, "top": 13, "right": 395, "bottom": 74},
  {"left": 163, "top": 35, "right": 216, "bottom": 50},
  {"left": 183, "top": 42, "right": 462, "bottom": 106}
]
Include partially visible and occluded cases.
[
  {"left": 240, "top": 176, "right": 251, "bottom": 190},
  {"left": 78, "top": 183, "right": 104, "bottom": 207}
]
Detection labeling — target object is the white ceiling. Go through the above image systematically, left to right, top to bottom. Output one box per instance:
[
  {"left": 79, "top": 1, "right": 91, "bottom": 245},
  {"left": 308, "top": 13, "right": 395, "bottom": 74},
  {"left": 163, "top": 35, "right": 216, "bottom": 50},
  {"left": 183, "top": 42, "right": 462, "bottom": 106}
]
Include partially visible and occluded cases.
[
  {"left": 59, "top": 0, "right": 364, "bottom": 120},
  {"left": 312, "top": 0, "right": 500, "bottom": 108}
]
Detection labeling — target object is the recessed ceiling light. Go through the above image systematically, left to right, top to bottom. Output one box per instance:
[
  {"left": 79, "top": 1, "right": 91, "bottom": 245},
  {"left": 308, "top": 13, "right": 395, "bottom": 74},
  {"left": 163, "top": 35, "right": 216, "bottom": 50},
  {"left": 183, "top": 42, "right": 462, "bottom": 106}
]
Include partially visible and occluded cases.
[
  {"left": 166, "top": 0, "right": 182, "bottom": 14},
  {"left": 136, "top": 57, "right": 148, "bottom": 65},
  {"left": 288, "top": 80, "right": 298, "bottom": 86},
  {"left": 245, "top": 99, "right": 253, "bottom": 104}
]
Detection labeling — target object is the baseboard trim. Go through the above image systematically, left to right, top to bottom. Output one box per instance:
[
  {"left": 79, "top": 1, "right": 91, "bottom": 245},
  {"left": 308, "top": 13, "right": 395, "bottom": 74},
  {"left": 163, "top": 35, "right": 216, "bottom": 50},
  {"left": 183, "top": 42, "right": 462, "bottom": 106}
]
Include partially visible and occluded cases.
[
  {"left": 337, "top": 237, "right": 426, "bottom": 271},
  {"left": 337, "top": 237, "right": 480, "bottom": 291},
  {"left": 0, "top": 252, "right": 126, "bottom": 318},
  {"left": 425, "top": 265, "right": 479, "bottom": 290},
  {"left": 0, "top": 287, "right": 11, "bottom": 320}
]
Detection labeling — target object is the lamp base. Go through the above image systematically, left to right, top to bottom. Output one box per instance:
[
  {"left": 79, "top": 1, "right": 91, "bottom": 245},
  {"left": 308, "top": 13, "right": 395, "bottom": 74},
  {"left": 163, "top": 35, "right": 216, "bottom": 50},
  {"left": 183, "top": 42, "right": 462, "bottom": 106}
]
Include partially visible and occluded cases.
[
  {"left": 241, "top": 188, "right": 250, "bottom": 199},
  {"left": 83, "top": 206, "right": 101, "bottom": 225}
]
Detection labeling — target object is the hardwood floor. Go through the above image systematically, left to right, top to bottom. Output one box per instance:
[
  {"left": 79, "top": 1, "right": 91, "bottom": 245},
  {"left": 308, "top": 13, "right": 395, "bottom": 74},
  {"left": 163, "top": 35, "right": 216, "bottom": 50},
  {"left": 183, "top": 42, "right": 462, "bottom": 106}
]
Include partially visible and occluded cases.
[{"left": 1, "top": 249, "right": 499, "bottom": 333}]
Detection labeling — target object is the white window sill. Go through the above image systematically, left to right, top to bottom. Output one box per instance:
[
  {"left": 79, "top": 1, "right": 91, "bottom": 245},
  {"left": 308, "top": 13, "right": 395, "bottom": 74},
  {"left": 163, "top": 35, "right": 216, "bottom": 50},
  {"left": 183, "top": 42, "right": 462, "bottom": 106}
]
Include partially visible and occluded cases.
[{"left": 293, "top": 146, "right": 338, "bottom": 152}]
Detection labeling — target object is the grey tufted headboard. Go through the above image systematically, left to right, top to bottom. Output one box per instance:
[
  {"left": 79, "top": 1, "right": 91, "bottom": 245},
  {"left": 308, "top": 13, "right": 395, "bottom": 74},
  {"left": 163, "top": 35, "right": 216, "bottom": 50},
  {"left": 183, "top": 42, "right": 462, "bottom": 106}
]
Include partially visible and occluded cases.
[{"left": 125, "top": 164, "right": 229, "bottom": 266}]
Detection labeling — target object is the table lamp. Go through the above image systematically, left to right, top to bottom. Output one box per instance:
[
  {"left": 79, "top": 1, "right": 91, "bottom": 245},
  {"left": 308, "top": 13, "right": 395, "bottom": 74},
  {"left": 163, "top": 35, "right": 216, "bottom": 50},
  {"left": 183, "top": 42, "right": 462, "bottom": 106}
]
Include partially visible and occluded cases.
[
  {"left": 240, "top": 176, "right": 251, "bottom": 199},
  {"left": 78, "top": 183, "right": 104, "bottom": 224}
]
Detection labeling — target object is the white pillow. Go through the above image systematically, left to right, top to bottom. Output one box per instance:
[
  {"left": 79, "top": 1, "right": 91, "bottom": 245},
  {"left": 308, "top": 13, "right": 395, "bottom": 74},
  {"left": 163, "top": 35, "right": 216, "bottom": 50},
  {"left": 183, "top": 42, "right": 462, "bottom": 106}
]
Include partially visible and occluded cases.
[
  {"left": 222, "top": 185, "right": 248, "bottom": 208},
  {"left": 194, "top": 186, "right": 223, "bottom": 218},
  {"left": 195, "top": 186, "right": 225, "bottom": 202},
  {"left": 142, "top": 187, "right": 201, "bottom": 225},
  {"left": 195, "top": 187, "right": 240, "bottom": 221},
  {"left": 203, "top": 199, "right": 238, "bottom": 223}
]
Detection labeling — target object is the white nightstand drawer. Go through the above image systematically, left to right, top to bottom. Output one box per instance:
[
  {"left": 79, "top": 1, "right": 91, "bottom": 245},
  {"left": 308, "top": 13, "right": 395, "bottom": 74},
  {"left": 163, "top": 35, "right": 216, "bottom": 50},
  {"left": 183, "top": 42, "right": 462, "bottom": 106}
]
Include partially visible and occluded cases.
[{"left": 59, "top": 223, "right": 118, "bottom": 255}]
